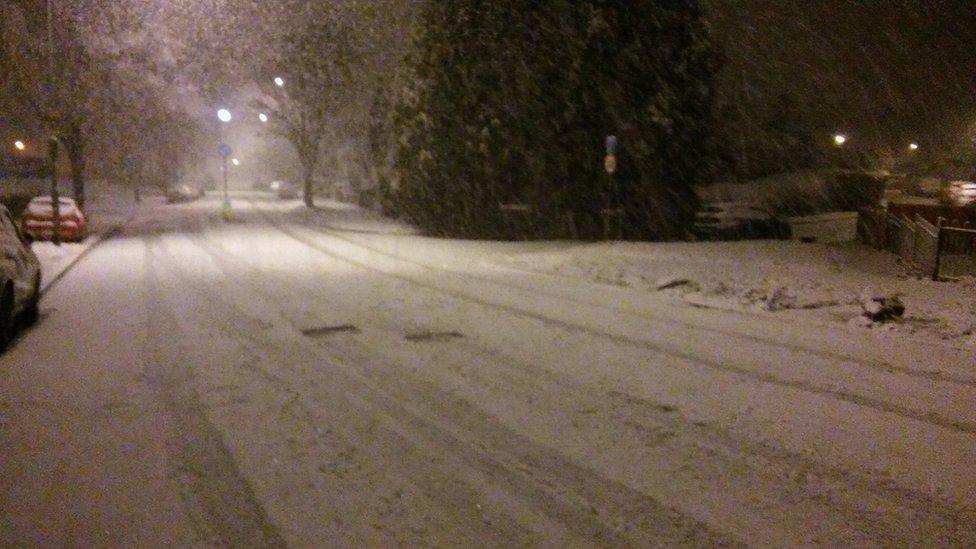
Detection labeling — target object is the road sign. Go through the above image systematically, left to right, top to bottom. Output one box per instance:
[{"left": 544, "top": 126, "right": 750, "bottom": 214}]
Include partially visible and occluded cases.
[
  {"left": 218, "top": 143, "right": 232, "bottom": 158},
  {"left": 604, "top": 154, "right": 617, "bottom": 175}
]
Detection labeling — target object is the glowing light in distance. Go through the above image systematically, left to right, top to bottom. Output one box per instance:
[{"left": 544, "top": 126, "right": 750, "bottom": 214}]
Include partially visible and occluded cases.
[
  {"left": 273, "top": 77, "right": 284, "bottom": 87},
  {"left": 217, "top": 108, "right": 232, "bottom": 123},
  {"left": 258, "top": 113, "right": 268, "bottom": 123},
  {"left": 833, "top": 134, "right": 847, "bottom": 146},
  {"left": 13, "top": 140, "right": 25, "bottom": 151},
  {"left": 909, "top": 142, "right": 919, "bottom": 151},
  {"left": 231, "top": 158, "right": 240, "bottom": 166}
]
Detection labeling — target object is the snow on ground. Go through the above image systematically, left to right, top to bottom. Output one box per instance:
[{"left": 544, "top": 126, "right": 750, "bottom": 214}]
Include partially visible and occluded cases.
[
  {"left": 29, "top": 181, "right": 147, "bottom": 289},
  {"left": 6, "top": 194, "right": 976, "bottom": 545},
  {"left": 276, "top": 197, "right": 976, "bottom": 348},
  {"left": 497, "top": 239, "right": 976, "bottom": 346}
]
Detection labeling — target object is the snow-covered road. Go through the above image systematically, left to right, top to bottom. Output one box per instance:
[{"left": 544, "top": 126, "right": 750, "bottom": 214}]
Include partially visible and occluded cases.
[{"left": 2, "top": 195, "right": 975, "bottom": 546}]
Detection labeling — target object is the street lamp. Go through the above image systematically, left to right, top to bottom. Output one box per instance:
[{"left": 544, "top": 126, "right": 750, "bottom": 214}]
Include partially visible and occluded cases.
[
  {"left": 274, "top": 76, "right": 285, "bottom": 87},
  {"left": 217, "top": 109, "right": 233, "bottom": 219},
  {"left": 258, "top": 113, "right": 268, "bottom": 123},
  {"left": 833, "top": 134, "right": 847, "bottom": 146},
  {"left": 13, "top": 140, "right": 26, "bottom": 151},
  {"left": 909, "top": 142, "right": 919, "bottom": 151},
  {"left": 231, "top": 157, "right": 240, "bottom": 166}
]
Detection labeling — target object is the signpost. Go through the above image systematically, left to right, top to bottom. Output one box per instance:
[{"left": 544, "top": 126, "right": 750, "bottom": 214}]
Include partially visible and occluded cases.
[
  {"left": 602, "top": 135, "right": 622, "bottom": 240},
  {"left": 218, "top": 143, "right": 232, "bottom": 221}
]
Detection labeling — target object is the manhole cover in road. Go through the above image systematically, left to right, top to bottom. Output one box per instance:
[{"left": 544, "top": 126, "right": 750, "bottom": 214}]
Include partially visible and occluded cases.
[
  {"left": 301, "top": 324, "right": 361, "bottom": 337},
  {"left": 404, "top": 330, "right": 464, "bottom": 342}
]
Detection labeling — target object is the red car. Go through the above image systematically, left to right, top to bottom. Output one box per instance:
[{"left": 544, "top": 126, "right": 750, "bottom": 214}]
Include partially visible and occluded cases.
[{"left": 21, "top": 196, "right": 88, "bottom": 242}]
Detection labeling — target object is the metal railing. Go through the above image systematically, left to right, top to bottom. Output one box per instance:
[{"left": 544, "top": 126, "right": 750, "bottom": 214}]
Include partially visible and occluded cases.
[
  {"left": 861, "top": 208, "right": 976, "bottom": 280},
  {"left": 883, "top": 213, "right": 939, "bottom": 273},
  {"left": 934, "top": 224, "right": 976, "bottom": 280}
]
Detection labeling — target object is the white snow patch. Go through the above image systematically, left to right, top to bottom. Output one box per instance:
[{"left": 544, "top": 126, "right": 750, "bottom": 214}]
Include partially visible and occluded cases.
[{"left": 498, "top": 240, "right": 976, "bottom": 346}]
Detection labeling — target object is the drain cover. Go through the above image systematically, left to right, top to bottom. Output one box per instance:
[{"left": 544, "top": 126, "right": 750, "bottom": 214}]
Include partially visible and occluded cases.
[
  {"left": 301, "top": 324, "right": 360, "bottom": 337},
  {"left": 404, "top": 330, "right": 464, "bottom": 342}
]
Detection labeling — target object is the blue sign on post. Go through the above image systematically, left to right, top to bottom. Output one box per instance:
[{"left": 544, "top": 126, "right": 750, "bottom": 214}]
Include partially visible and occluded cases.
[
  {"left": 605, "top": 135, "right": 618, "bottom": 156},
  {"left": 218, "top": 143, "right": 232, "bottom": 158}
]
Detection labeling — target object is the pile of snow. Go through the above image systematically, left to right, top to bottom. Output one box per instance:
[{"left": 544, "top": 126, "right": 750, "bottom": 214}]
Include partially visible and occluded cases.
[{"left": 499, "top": 240, "right": 976, "bottom": 346}]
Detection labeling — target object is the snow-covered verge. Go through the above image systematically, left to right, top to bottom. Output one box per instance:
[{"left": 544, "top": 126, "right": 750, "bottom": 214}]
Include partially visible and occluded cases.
[
  {"left": 29, "top": 181, "right": 143, "bottom": 290},
  {"left": 262, "top": 198, "right": 976, "bottom": 347},
  {"left": 496, "top": 239, "right": 976, "bottom": 347}
]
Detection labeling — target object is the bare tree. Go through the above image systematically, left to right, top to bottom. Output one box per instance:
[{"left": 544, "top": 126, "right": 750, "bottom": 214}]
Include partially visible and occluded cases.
[
  {"left": 2, "top": 0, "right": 211, "bottom": 201},
  {"left": 245, "top": 3, "right": 356, "bottom": 207}
]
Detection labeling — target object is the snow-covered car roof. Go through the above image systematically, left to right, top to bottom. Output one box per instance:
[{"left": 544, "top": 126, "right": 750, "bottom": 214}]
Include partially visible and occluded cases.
[
  {"left": 25, "top": 196, "right": 81, "bottom": 216},
  {"left": 29, "top": 196, "right": 77, "bottom": 205}
]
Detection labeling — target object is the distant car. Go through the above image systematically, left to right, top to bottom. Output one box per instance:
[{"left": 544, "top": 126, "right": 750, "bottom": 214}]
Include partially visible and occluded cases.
[
  {"left": 271, "top": 181, "right": 299, "bottom": 200},
  {"left": 945, "top": 181, "right": 976, "bottom": 206},
  {"left": 165, "top": 184, "right": 204, "bottom": 203},
  {"left": 21, "top": 196, "right": 88, "bottom": 242},
  {"left": 693, "top": 201, "right": 789, "bottom": 240},
  {"left": 0, "top": 204, "right": 41, "bottom": 348}
]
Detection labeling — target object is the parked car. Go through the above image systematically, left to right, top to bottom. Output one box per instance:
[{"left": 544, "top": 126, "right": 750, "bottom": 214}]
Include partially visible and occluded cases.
[
  {"left": 271, "top": 180, "right": 299, "bottom": 199},
  {"left": 945, "top": 181, "right": 976, "bottom": 206},
  {"left": 165, "top": 184, "right": 205, "bottom": 203},
  {"left": 21, "top": 196, "right": 88, "bottom": 242},
  {"left": 693, "top": 201, "right": 789, "bottom": 240},
  {"left": 0, "top": 204, "right": 41, "bottom": 348}
]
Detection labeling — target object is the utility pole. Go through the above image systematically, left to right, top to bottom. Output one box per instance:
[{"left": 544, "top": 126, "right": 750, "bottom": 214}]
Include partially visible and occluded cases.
[
  {"left": 46, "top": 0, "right": 61, "bottom": 246},
  {"left": 47, "top": 137, "right": 61, "bottom": 246}
]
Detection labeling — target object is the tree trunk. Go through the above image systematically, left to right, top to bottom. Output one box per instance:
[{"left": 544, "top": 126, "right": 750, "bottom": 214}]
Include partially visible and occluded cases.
[
  {"left": 65, "top": 123, "right": 86, "bottom": 209},
  {"left": 302, "top": 163, "right": 314, "bottom": 208}
]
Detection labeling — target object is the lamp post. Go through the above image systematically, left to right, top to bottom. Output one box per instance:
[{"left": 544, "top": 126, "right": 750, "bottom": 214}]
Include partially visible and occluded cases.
[
  {"left": 45, "top": 0, "right": 62, "bottom": 245},
  {"left": 217, "top": 108, "right": 233, "bottom": 220},
  {"left": 48, "top": 137, "right": 61, "bottom": 246}
]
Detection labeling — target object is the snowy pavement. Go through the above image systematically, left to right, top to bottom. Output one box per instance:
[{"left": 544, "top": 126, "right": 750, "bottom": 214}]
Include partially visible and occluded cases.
[
  {"left": 29, "top": 184, "right": 146, "bottom": 292},
  {"left": 2, "top": 194, "right": 975, "bottom": 546}
]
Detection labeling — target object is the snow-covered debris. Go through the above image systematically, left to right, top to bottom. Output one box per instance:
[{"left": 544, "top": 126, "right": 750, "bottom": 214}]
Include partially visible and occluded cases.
[
  {"left": 497, "top": 240, "right": 976, "bottom": 346},
  {"left": 654, "top": 277, "right": 699, "bottom": 291},
  {"left": 763, "top": 285, "right": 797, "bottom": 311},
  {"left": 858, "top": 290, "right": 906, "bottom": 322}
]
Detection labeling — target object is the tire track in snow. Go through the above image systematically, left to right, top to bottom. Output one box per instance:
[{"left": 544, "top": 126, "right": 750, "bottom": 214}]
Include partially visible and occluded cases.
[
  {"left": 260, "top": 199, "right": 976, "bottom": 389},
  {"left": 247, "top": 202, "right": 976, "bottom": 436},
  {"left": 187, "top": 223, "right": 976, "bottom": 546},
  {"left": 160, "top": 229, "right": 740, "bottom": 547},
  {"left": 142, "top": 236, "right": 287, "bottom": 549}
]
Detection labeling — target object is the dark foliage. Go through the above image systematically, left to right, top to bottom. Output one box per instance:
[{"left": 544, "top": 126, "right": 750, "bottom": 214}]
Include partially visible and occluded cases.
[{"left": 390, "top": 0, "right": 719, "bottom": 240}]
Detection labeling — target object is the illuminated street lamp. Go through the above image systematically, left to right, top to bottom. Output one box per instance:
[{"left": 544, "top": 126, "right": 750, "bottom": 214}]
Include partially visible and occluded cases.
[
  {"left": 274, "top": 76, "right": 285, "bottom": 87},
  {"left": 216, "top": 108, "right": 233, "bottom": 219},
  {"left": 258, "top": 113, "right": 268, "bottom": 123},
  {"left": 833, "top": 134, "right": 847, "bottom": 146},
  {"left": 13, "top": 140, "right": 26, "bottom": 151},
  {"left": 909, "top": 142, "right": 919, "bottom": 151},
  {"left": 231, "top": 157, "right": 240, "bottom": 166}
]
